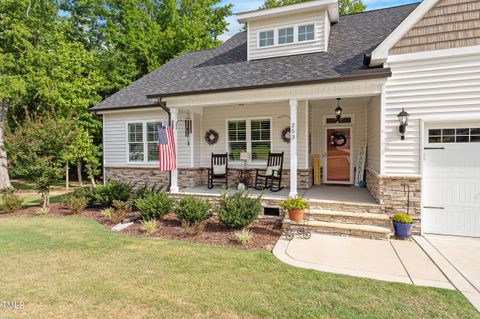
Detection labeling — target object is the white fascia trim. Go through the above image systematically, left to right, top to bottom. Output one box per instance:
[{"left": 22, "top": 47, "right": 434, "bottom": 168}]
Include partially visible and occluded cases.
[
  {"left": 236, "top": 0, "right": 338, "bottom": 23},
  {"left": 370, "top": 0, "right": 440, "bottom": 66},
  {"left": 387, "top": 45, "right": 480, "bottom": 63},
  {"left": 95, "top": 106, "right": 161, "bottom": 115}
]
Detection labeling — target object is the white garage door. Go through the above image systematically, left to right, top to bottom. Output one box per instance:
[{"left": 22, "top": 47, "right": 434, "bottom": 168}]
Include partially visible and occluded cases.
[{"left": 423, "top": 126, "right": 480, "bottom": 237}]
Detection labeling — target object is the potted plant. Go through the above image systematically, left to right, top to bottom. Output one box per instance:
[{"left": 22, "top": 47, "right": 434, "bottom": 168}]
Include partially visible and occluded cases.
[
  {"left": 281, "top": 197, "right": 309, "bottom": 222},
  {"left": 392, "top": 212, "right": 413, "bottom": 238}
]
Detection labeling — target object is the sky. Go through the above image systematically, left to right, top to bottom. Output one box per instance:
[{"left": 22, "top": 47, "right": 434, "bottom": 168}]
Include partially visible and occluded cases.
[{"left": 218, "top": 0, "right": 419, "bottom": 41}]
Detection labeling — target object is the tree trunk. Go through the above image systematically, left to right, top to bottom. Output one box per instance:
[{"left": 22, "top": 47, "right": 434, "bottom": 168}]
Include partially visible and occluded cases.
[
  {"left": 0, "top": 101, "right": 11, "bottom": 190},
  {"left": 77, "top": 159, "right": 83, "bottom": 185},
  {"left": 66, "top": 161, "right": 69, "bottom": 191},
  {"left": 42, "top": 190, "right": 50, "bottom": 208}
]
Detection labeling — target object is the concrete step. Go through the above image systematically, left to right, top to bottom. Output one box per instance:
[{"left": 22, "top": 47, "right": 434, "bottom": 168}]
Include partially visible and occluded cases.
[
  {"left": 306, "top": 199, "right": 383, "bottom": 214},
  {"left": 306, "top": 209, "right": 391, "bottom": 227},
  {"left": 283, "top": 219, "right": 391, "bottom": 240}
]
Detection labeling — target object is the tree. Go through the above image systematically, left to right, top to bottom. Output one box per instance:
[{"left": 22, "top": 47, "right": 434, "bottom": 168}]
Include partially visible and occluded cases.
[
  {"left": 261, "top": 0, "right": 366, "bottom": 15},
  {"left": 4, "top": 113, "right": 79, "bottom": 207}
]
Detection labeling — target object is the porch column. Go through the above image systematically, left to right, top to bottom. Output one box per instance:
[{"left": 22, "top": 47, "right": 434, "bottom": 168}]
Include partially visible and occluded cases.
[
  {"left": 289, "top": 99, "right": 298, "bottom": 198},
  {"left": 170, "top": 108, "right": 179, "bottom": 193}
]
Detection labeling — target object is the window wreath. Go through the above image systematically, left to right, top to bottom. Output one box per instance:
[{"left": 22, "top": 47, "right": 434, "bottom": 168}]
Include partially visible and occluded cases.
[
  {"left": 281, "top": 127, "right": 291, "bottom": 143},
  {"left": 204, "top": 129, "right": 219, "bottom": 145}
]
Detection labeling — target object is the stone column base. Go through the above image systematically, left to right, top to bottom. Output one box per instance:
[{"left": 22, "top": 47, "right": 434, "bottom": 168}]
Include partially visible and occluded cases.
[{"left": 366, "top": 168, "right": 422, "bottom": 234}]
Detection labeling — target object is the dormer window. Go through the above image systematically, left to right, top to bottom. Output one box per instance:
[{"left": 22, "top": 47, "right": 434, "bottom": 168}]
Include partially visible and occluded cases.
[
  {"left": 298, "top": 24, "right": 315, "bottom": 42},
  {"left": 278, "top": 27, "right": 294, "bottom": 45},
  {"left": 259, "top": 30, "right": 274, "bottom": 47}
]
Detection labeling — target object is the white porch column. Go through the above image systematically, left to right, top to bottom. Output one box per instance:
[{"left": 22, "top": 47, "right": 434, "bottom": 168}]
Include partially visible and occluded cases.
[
  {"left": 289, "top": 99, "right": 298, "bottom": 198},
  {"left": 170, "top": 108, "right": 179, "bottom": 193}
]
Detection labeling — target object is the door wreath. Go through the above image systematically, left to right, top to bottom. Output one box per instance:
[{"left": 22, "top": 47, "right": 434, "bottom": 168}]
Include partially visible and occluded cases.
[
  {"left": 204, "top": 129, "right": 219, "bottom": 145},
  {"left": 329, "top": 132, "right": 347, "bottom": 147}
]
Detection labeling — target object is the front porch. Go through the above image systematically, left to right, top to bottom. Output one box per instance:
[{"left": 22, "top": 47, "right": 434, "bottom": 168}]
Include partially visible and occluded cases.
[{"left": 178, "top": 184, "right": 377, "bottom": 205}]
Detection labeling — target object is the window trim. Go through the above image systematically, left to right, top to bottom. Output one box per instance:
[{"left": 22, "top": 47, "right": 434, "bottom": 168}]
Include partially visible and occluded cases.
[
  {"left": 256, "top": 21, "right": 316, "bottom": 49},
  {"left": 297, "top": 23, "right": 315, "bottom": 42},
  {"left": 278, "top": 26, "right": 294, "bottom": 45},
  {"left": 259, "top": 30, "right": 275, "bottom": 47},
  {"left": 225, "top": 117, "right": 273, "bottom": 165},
  {"left": 126, "top": 120, "right": 164, "bottom": 164}
]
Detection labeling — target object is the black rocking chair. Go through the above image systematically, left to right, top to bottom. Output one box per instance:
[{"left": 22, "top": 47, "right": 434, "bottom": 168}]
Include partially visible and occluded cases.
[
  {"left": 254, "top": 152, "right": 284, "bottom": 192},
  {"left": 207, "top": 153, "right": 229, "bottom": 189}
]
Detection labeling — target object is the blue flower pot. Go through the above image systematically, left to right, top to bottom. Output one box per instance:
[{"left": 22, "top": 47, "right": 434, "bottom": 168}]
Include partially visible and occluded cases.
[{"left": 393, "top": 221, "right": 412, "bottom": 238}]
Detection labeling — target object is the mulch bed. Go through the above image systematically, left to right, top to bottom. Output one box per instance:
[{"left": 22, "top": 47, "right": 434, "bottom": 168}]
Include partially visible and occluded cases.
[{"left": 2, "top": 204, "right": 282, "bottom": 251}]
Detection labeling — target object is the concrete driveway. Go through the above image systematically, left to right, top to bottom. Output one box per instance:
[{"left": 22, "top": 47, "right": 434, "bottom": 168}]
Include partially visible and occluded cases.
[{"left": 421, "top": 235, "right": 480, "bottom": 310}]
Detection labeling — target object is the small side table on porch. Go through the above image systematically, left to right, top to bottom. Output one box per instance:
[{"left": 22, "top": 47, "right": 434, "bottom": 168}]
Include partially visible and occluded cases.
[{"left": 237, "top": 152, "right": 253, "bottom": 189}]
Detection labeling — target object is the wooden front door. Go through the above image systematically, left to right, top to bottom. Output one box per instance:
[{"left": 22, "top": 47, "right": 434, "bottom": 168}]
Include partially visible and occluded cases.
[{"left": 325, "top": 127, "right": 352, "bottom": 184}]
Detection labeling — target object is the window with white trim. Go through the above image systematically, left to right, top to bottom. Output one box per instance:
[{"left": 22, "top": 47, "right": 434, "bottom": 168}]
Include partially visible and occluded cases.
[
  {"left": 298, "top": 24, "right": 315, "bottom": 42},
  {"left": 278, "top": 27, "right": 294, "bottom": 44},
  {"left": 259, "top": 30, "right": 274, "bottom": 47},
  {"left": 227, "top": 119, "right": 272, "bottom": 162},
  {"left": 127, "top": 121, "right": 162, "bottom": 162},
  {"left": 428, "top": 128, "right": 480, "bottom": 143}
]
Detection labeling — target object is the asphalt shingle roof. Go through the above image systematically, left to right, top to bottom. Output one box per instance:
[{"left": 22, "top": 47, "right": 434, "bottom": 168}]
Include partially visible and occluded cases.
[{"left": 91, "top": 3, "right": 418, "bottom": 111}]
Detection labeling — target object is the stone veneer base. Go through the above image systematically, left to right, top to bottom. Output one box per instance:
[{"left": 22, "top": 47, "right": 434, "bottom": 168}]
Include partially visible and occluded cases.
[
  {"left": 104, "top": 167, "right": 313, "bottom": 190},
  {"left": 365, "top": 168, "right": 421, "bottom": 234}
]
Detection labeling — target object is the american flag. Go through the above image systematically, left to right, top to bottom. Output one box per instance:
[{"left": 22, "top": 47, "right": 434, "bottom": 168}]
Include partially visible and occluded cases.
[{"left": 157, "top": 124, "right": 176, "bottom": 171}]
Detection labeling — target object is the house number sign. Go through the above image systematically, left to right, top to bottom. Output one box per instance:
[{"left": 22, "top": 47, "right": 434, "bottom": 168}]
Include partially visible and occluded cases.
[{"left": 291, "top": 123, "right": 296, "bottom": 141}]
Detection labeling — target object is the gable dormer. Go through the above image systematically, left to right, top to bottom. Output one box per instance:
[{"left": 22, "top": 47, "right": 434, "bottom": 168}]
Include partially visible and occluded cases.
[{"left": 237, "top": 0, "right": 339, "bottom": 61}]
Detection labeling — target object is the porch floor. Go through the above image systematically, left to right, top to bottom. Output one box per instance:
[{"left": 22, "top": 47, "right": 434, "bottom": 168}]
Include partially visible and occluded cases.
[{"left": 178, "top": 185, "right": 377, "bottom": 205}]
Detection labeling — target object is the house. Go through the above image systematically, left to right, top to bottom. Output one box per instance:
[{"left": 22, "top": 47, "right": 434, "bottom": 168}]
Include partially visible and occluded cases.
[{"left": 91, "top": 0, "right": 480, "bottom": 239}]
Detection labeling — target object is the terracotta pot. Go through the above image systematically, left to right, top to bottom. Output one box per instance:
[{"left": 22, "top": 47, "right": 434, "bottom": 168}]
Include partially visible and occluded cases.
[{"left": 288, "top": 209, "right": 304, "bottom": 222}]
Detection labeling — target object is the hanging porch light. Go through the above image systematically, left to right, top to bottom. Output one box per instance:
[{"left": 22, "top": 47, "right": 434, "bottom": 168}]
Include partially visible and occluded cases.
[{"left": 335, "top": 98, "right": 343, "bottom": 123}]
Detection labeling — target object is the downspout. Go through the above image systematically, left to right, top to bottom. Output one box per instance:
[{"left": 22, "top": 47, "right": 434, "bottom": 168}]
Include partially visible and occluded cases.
[{"left": 157, "top": 98, "right": 172, "bottom": 191}]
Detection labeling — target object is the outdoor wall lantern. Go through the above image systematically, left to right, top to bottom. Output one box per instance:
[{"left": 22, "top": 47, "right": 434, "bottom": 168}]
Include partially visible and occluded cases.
[
  {"left": 334, "top": 98, "right": 343, "bottom": 123},
  {"left": 397, "top": 108, "right": 410, "bottom": 140}
]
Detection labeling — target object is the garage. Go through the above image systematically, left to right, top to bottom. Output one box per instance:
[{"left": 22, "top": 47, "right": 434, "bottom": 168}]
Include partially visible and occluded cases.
[{"left": 422, "top": 125, "right": 480, "bottom": 237}]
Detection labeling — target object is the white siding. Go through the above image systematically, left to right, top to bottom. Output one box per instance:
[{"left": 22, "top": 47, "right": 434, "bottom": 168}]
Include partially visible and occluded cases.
[
  {"left": 248, "top": 9, "right": 326, "bottom": 60},
  {"left": 384, "top": 51, "right": 480, "bottom": 175},
  {"left": 366, "top": 96, "right": 381, "bottom": 173},
  {"left": 310, "top": 99, "right": 368, "bottom": 175},
  {"left": 198, "top": 101, "right": 308, "bottom": 169},
  {"left": 103, "top": 109, "right": 191, "bottom": 168},
  {"left": 193, "top": 113, "right": 202, "bottom": 167}
]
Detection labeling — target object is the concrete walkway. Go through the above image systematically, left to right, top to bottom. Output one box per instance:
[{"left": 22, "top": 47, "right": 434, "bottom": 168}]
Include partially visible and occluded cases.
[{"left": 273, "top": 233, "right": 454, "bottom": 289}]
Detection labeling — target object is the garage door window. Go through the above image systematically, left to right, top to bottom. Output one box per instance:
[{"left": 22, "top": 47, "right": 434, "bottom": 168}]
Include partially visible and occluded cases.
[{"left": 428, "top": 128, "right": 480, "bottom": 143}]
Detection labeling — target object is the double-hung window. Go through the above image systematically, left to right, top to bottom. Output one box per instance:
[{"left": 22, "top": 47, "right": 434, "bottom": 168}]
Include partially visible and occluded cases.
[
  {"left": 298, "top": 24, "right": 315, "bottom": 42},
  {"left": 278, "top": 27, "right": 294, "bottom": 45},
  {"left": 259, "top": 30, "right": 274, "bottom": 47},
  {"left": 227, "top": 118, "right": 271, "bottom": 162},
  {"left": 127, "top": 121, "right": 162, "bottom": 163}
]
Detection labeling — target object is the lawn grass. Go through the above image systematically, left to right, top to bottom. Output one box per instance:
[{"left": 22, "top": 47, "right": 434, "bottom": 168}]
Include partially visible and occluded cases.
[{"left": 0, "top": 217, "right": 478, "bottom": 319}]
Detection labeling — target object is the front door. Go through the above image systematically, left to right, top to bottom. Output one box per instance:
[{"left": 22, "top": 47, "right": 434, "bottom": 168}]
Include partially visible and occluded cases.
[{"left": 325, "top": 127, "right": 352, "bottom": 184}]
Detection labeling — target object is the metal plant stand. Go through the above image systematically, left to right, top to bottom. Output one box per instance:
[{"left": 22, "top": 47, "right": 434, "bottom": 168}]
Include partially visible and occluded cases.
[{"left": 283, "top": 220, "right": 311, "bottom": 241}]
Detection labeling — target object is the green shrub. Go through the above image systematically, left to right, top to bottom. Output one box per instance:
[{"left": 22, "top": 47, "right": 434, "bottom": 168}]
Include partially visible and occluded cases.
[
  {"left": 95, "top": 180, "right": 133, "bottom": 207},
  {"left": 133, "top": 184, "right": 164, "bottom": 201},
  {"left": 71, "top": 187, "right": 96, "bottom": 206},
  {"left": 1, "top": 188, "right": 22, "bottom": 213},
  {"left": 218, "top": 190, "right": 262, "bottom": 229},
  {"left": 134, "top": 192, "right": 174, "bottom": 221},
  {"left": 64, "top": 195, "right": 88, "bottom": 214},
  {"left": 175, "top": 196, "right": 211, "bottom": 235},
  {"left": 280, "top": 197, "right": 309, "bottom": 211},
  {"left": 111, "top": 200, "right": 133, "bottom": 224},
  {"left": 35, "top": 207, "right": 50, "bottom": 215},
  {"left": 100, "top": 207, "right": 115, "bottom": 220},
  {"left": 392, "top": 212, "right": 413, "bottom": 224},
  {"left": 140, "top": 219, "right": 158, "bottom": 236},
  {"left": 234, "top": 229, "right": 253, "bottom": 245}
]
